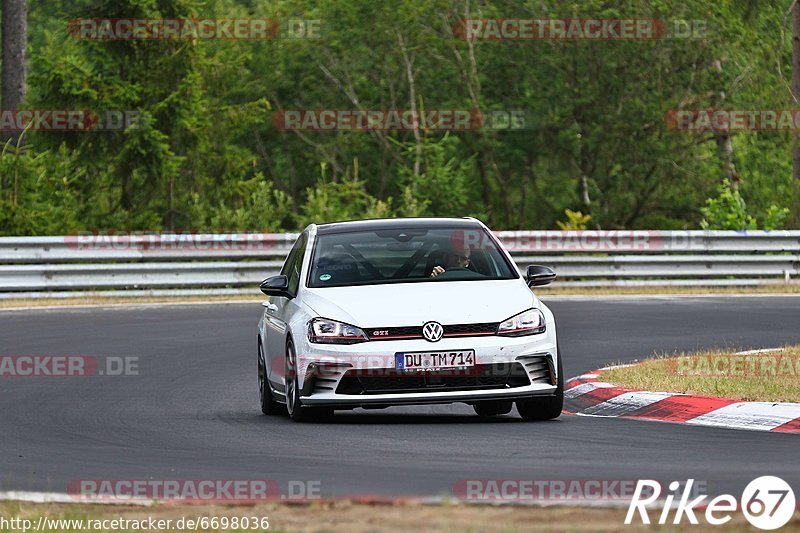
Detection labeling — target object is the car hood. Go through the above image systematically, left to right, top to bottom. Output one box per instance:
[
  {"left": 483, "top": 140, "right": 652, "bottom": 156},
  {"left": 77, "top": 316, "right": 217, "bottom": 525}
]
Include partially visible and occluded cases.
[{"left": 302, "top": 279, "right": 537, "bottom": 327}]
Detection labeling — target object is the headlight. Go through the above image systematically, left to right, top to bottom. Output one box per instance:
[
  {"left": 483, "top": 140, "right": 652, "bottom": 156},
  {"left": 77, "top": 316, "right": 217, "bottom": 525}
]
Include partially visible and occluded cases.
[
  {"left": 496, "top": 309, "right": 546, "bottom": 336},
  {"left": 308, "top": 318, "right": 369, "bottom": 344}
]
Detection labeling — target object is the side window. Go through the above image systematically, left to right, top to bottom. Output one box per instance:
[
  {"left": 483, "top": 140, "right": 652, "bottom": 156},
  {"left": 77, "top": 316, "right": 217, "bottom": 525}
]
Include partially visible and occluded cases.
[
  {"left": 283, "top": 233, "right": 308, "bottom": 296},
  {"left": 280, "top": 238, "right": 302, "bottom": 277}
]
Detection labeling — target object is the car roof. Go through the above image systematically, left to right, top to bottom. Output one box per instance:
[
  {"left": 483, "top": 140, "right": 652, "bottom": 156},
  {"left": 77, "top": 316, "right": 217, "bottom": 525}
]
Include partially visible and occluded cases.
[{"left": 314, "top": 217, "right": 483, "bottom": 235}]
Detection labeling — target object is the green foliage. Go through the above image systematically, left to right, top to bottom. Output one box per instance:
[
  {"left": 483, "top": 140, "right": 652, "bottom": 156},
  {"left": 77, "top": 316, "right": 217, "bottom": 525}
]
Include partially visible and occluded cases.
[
  {"left": 1, "top": 0, "right": 796, "bottom": 235},
  {"left": 396, "top": 135, "right": 479, "bottom": 219},
  {"left": 0, "top": 142, "right": 83, "bottom": 234},
  {"left": 295, "top": 164, "right": 393, "bottom": 228},
  {"left": 187, "top": 175, "right": 293, "bottom": 231},
  {"left": 700, "top": 179, "right": 788, "bottom": 230},
  {"left": 700, "top": 180, "right": 756, "bottom": 230},
  {"left": 762, "top": 205, "right": 791, "bottom": 231},
  {"left": 556, "top": 210, "right": 592, "bottom": 231}
]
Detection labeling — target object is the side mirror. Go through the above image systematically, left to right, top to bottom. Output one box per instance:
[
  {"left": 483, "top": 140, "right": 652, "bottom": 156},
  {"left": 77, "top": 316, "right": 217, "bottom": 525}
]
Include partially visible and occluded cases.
[
  {"left": 526, "top": 265, "right": 556, "bottom": 287},
  {"left": 260, "top": 275, "right": 292, "bottom": 298}
]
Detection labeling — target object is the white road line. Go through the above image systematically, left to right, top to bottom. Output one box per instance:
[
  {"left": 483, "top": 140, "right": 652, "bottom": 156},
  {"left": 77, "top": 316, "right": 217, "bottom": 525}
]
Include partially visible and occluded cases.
[
  {"left": 732, "top": 347, "right": 786, "bottom": 355},
  {"left": 599, "top": 363, "right": 637, "bottom": 371},
  {"left": 0, "top": 491, "right": 152, "bottom": 506},
  {"left": 0, "top": 491, "right": 654, "bottom": 509}
]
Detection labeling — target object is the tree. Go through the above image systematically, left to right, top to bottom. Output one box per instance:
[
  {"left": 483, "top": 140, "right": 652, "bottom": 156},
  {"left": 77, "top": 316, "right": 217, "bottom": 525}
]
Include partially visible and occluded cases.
[
  {"left": 1, "top": 0, "right": 28, "bottom": 146},
  {"left": 2, "top": 0, "right": 796, "bottom": 235},
  {"left": 792, "top": 0, "right": 800, "bottom": 226}
]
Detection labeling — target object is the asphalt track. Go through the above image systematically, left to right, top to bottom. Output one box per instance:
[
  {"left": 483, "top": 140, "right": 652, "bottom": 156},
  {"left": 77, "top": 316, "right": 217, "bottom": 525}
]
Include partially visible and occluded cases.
[{"left": 1, "top": 296, "right": 799, "bottom": 499}]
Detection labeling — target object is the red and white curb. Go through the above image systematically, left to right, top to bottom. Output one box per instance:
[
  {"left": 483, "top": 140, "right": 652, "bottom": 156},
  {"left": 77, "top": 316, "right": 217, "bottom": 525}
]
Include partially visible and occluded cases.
[{"left": 564, "top": 367, "right": 800, "bottom": 434}]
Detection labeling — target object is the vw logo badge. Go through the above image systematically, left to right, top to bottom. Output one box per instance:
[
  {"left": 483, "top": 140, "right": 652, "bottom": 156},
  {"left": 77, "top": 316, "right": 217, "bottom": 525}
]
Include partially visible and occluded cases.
[{"left": 422, "top": 321, "right": 444, "bottom": 342}]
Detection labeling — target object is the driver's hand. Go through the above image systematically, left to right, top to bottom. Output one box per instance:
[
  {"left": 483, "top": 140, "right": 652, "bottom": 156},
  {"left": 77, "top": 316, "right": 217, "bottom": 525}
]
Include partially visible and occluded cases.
[{"left": 430, "top": 265, "right": 445, "bottom": 277}]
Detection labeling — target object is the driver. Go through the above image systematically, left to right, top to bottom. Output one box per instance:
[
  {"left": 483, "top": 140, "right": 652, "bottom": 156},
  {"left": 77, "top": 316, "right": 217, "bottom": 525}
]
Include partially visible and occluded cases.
[{"left": 430, "top": 246, "right": 471, "bottom": 277}]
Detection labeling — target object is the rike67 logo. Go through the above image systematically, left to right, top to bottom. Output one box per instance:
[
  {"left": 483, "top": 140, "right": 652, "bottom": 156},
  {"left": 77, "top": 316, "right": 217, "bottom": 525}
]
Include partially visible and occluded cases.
[{"left": 626, "top": 477, "right": 796, "bottom": 530}]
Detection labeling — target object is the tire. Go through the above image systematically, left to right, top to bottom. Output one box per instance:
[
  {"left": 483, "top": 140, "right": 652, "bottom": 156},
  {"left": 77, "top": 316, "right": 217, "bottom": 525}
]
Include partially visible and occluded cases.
[
  {"left": 258, "top": 339, "right": 285, "bottom": 416},
  {"left": 285, "top": 339, "right": 333, "bottom": 422},
  {"left": 516, "top": 349, "right": 564, "bottom": 421},
  {"left": 473, "top": 400, "right": 513, "bottom": 417}
]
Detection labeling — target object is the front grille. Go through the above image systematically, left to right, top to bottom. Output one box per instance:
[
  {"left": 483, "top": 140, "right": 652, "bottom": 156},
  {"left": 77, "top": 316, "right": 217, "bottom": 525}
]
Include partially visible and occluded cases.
[
  {"left": 366, "top": 322, "right": 499, "bottom": 341},
  {"left": 444, "top": 322, "right": 497, "bottom": 336},
  {"left": 335, "top": 362, "right": 530, "bottom": 395}
]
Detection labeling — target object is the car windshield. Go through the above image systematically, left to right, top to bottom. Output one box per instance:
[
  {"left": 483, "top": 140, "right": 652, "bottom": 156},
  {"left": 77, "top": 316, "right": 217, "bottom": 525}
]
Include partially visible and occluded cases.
[{"left": 307, "top": 226, "right": 518, "bottom": 288}]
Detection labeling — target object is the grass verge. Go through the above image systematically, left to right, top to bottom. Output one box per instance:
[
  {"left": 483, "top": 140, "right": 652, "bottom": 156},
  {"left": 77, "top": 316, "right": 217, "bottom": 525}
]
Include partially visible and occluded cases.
[
  {"left": 601, "top": 346, "right": 800, "bottom": 403},
  {"left": 0, "top": 500, "right": 778, "bottom": 532}
]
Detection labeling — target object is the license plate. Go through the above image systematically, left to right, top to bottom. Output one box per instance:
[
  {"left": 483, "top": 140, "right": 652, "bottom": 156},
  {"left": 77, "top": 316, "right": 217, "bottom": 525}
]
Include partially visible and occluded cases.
[{"left": 395, "top": 350, "right": 475, "bottom": 371}]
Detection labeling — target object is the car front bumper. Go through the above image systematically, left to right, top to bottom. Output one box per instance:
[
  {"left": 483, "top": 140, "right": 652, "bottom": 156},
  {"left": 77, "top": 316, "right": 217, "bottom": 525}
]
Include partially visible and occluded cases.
[{"left": 294, "top": 326, "right": 558, "bottom": 408}]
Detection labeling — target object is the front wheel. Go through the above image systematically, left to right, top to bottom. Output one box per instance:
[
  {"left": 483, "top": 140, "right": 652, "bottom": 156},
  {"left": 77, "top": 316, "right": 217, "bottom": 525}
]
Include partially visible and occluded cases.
[
  {"left": 285, "top": 339, "right": 333, "bottom": 422},
  {"left": 516, "top": 349, "right": 564, "bottom": 421}
]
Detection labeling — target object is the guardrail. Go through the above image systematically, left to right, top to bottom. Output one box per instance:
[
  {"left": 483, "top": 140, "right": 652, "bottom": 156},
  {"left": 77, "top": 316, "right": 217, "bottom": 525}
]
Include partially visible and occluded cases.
[{"left": 0, "top": 230, "right": 798, "bottom": 298}]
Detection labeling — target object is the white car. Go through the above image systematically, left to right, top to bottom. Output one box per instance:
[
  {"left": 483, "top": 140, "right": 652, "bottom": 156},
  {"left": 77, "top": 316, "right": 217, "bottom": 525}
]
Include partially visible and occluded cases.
[{"left": 257, "top": 217, "right": 562, "bottom": 422}]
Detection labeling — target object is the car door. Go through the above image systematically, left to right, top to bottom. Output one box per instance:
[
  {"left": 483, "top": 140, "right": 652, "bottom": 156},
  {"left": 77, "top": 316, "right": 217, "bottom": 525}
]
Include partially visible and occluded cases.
[{"left": 264, "top": 232, "right": 308, "bottom": 390}]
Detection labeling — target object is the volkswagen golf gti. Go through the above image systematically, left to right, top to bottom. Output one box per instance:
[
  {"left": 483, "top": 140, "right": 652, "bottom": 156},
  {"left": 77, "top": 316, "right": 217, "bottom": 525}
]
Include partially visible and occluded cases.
[{"left": 257, "top": 217, "right": 562, "bottom": 422}]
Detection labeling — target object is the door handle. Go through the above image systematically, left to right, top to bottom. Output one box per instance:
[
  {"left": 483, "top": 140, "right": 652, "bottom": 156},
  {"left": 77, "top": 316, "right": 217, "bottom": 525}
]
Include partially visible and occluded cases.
[{"left": 262, "top": 302, "right": 278, "bottom": 312}]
